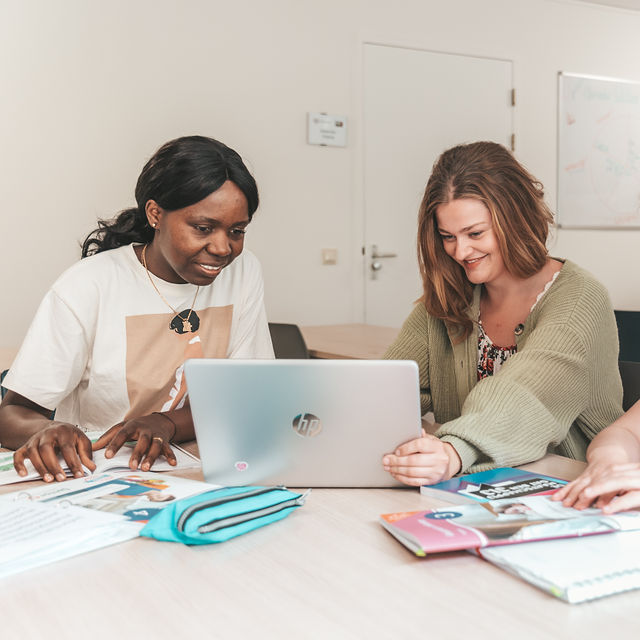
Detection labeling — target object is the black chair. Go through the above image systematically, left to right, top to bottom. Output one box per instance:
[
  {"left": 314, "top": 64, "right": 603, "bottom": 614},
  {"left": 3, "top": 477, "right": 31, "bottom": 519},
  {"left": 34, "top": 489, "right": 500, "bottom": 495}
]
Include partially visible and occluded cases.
[
  {"left": 614, "top": 310, "right": 640, "bottom": 363},
  {"left": 268, "top": 323, "right": 310, "bottom": 359},
  {"left": 619, "top": 360, "right": 640, "bottom": 412},
  {"left": 1, "top": 369, "right": 8, "bottom": 400}
]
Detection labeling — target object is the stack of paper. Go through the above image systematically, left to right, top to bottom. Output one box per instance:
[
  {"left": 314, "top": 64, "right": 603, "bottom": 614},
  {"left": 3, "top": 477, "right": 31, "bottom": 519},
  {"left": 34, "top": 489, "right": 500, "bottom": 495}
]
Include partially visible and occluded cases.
[
  {"left": 0, "top": 470, "right": 218, "bottom": 579},
  {"left": 0, "top": 500, "right": 140, "bottom": 579}
]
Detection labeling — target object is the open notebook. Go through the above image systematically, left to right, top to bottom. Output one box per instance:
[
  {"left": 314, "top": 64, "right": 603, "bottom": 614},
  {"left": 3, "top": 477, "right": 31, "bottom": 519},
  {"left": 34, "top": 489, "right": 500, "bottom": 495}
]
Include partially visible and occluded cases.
[
  {"left": 0, "top": 432, "right": 200, "bottom": 485},
  {"left": 478, "top": 530, "right": 640, "bottom": 604}
]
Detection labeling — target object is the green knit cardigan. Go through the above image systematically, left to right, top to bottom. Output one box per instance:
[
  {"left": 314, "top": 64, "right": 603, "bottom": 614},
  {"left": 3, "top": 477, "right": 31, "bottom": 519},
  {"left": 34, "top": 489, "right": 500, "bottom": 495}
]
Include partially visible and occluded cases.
[{"left": 384, "top": 260, "right": 624, "bottom": 473}]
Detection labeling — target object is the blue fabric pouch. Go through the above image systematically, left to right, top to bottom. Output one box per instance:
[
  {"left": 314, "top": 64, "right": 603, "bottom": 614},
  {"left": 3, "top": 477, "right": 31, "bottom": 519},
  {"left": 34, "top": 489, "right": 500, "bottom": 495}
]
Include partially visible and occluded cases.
[{"left": 139, "top": 485, "right": 308, "bottom": 545}]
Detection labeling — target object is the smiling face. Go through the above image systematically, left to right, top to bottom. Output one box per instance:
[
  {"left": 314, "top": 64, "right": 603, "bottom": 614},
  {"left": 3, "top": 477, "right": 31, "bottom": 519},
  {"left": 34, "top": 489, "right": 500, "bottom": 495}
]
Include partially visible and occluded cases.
[
  {"left": 144, "top": 180, "right": 250, "bottom": 285},
  {"left": 435, "top": 198, "right": 507, "bottom": 286}
]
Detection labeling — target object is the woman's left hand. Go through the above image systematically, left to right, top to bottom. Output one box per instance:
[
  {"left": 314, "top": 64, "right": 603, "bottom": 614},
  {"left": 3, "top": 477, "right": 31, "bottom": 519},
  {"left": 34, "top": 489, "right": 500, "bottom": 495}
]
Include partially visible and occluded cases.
[
  {"left": 92, "top": 414, "right": 177, "bottom": 471},
  {"left": 382, "top": 431, "right": 461, "bottom": 486}
]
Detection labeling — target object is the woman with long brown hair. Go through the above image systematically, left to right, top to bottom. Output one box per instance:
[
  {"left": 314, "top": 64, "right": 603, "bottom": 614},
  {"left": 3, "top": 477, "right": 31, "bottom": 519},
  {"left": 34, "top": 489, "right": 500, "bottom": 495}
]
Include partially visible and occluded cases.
[{"left": 383, "top": 141, "right": 622, "bottom": 486}]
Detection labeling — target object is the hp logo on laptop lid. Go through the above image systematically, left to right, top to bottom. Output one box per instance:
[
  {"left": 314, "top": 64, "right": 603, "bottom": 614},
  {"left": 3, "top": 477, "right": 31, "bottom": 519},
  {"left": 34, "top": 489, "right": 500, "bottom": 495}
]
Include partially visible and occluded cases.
[{"left": 292, "top": 413, "right": 322, "bottom": 437}]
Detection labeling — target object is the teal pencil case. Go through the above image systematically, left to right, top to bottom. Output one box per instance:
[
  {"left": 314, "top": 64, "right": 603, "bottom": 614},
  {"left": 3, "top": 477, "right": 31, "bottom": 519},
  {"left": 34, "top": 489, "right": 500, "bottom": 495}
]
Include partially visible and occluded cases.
[{"left": 140, "top": 485, "right": 308, "bottom": 545}]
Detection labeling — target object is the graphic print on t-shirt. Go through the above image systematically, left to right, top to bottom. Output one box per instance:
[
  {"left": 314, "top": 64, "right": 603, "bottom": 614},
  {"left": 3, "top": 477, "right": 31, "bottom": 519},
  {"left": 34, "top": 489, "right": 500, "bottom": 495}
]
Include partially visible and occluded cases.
[
  {"left": 124, "top": 305, "right": 233, "bottom": 420},
  {"left": 160, "top": 334, "right": 203, "bottom": 412}
]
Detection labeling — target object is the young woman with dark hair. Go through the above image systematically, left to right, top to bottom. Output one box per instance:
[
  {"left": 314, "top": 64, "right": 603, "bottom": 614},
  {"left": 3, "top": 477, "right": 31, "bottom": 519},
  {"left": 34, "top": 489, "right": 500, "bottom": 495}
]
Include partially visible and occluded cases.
[
  {"left": 0, "top": 136, "right": 273, "bottom": 481},
  {"left": 382, "top": 141, "right": 623, "bottom": 486}
]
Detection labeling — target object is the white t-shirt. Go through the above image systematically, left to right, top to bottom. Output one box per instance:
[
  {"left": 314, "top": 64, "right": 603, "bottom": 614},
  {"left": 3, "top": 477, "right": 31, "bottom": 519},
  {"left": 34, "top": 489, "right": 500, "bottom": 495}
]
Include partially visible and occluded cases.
[{"left": 4, "top": 244, "right": 274, "bottom": 431}]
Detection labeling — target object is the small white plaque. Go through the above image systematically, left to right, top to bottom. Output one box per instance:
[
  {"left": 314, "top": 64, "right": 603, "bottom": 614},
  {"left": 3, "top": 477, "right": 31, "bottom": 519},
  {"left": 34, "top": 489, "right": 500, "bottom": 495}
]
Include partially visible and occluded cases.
[{"left": 307, "top": 112, "right": 347, "bottom": 147}]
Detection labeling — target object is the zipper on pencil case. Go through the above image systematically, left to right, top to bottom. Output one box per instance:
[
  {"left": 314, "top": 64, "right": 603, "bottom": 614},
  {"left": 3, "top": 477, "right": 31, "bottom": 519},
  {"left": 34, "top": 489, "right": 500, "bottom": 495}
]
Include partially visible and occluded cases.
[
  {"left": 176, "top": 486, "right": 287, "bottom": 532},
  {"left": 196, "top": 496, "right": 306, "bottom": 534}
]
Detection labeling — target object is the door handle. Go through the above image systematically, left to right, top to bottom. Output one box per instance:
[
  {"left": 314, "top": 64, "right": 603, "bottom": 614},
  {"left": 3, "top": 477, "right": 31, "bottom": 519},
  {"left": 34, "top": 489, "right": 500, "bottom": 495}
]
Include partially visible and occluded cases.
[{"left": 371, "top": 245, "right": 398, "bottom": 259}]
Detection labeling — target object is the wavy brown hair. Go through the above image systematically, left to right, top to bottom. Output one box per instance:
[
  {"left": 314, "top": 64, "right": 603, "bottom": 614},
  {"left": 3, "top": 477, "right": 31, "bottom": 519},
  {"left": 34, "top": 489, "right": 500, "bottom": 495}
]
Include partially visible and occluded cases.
[{"left": 417, "top": 141, "right": 554, "bottom": 340}]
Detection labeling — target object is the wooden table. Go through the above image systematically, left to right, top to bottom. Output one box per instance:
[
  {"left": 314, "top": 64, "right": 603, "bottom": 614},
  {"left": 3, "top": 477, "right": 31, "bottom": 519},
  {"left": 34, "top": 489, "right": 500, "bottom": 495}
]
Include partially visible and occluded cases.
[
  {"left": 300, "top": 324, "right": 399, "bottom": 359},
  {"left": 0, "top": 453, "right": 638, "bottom": 639}
]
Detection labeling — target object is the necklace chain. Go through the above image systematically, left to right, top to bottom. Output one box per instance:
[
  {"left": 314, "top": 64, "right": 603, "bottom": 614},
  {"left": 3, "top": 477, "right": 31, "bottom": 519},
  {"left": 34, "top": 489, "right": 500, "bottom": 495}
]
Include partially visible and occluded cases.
[{"left": 141, "top": 244, "right": 200, "bottom": 332}]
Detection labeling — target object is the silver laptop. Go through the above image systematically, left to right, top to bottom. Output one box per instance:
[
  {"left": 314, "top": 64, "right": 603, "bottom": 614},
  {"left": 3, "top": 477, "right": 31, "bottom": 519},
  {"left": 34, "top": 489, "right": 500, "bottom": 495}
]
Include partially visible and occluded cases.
[{"left": 184, "top": 359, "right": 422, "bottom": 488}]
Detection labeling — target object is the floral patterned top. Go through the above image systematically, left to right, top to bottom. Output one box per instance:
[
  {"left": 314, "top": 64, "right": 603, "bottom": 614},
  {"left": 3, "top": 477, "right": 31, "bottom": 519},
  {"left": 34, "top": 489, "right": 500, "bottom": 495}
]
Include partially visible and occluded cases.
[
  {"left": 477, "top": 270, "right": 561, "bottom": 380},
  {"left": 477, "top": 322, "right": 517, "bottom": 379}
]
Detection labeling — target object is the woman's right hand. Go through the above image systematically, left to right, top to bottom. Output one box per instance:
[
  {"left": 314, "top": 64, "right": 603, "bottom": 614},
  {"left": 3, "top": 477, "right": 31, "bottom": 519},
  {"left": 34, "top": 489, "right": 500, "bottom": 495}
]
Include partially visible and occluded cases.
[
  {"left": 13, "top": 423, "right": 96, "bottom": 482},
  {"left": 382, "top": 430, "right": 462, "bottom": 486},
  {"left": 552, "top": 461, "right": 640, "bottom": 513}
]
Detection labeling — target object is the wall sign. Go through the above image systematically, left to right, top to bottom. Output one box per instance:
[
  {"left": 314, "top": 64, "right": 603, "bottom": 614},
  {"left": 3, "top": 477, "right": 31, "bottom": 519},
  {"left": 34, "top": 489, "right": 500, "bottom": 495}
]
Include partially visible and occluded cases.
[{"left": 307, "top": 112, "right": 347, "bottom": 147}]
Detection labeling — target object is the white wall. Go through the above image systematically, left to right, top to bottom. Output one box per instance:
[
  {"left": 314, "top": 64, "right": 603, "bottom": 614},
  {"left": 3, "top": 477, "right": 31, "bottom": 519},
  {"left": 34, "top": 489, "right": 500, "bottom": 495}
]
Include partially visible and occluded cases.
[{"left": 1, "top": 0, "right": 639, "bottom": 349}]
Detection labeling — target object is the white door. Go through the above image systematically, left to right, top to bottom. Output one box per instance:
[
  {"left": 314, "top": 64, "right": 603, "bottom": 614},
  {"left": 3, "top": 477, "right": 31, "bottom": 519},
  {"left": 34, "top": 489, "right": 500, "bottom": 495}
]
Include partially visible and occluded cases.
[{"left": 363, "top": 44, "right": 513, "bottom": 327}]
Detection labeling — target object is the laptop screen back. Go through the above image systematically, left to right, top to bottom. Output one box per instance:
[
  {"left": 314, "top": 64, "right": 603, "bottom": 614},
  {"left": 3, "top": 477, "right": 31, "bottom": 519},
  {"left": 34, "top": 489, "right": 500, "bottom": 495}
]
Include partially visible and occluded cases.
[{"left": 184, "top": 359, "right": 422, "bottom": 487}]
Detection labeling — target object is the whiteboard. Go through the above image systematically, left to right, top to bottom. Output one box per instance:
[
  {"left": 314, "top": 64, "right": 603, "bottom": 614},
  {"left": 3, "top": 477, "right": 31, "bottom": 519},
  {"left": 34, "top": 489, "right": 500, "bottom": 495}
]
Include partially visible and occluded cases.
[{"left": 557, "top": 72, "right": 640, "bottom": 228}]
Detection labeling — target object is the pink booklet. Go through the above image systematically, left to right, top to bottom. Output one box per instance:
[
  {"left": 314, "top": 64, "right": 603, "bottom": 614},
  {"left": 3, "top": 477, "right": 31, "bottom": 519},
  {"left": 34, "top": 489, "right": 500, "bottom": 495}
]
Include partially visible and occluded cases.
[{"left": 380, "top": 494, "right": 640, "bottom": 557}]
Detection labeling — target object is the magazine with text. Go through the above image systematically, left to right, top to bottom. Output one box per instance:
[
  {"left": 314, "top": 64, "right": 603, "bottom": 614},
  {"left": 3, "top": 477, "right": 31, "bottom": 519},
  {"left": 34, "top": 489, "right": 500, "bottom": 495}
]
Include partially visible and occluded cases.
[
  {"left": 0, "top": 432, "right": 200, "bottom": 486},
  {"left": 419, "top": 467, "right": 566, "bottom": 505},
  {"left": 0, "top": 470, "right": 217, "bottom": 579},
  {"left": 5, "top": 470, "right": 218, "bottom": 522},
  {"left": 380, "top": 494, "right": 640, "bottom": 557}
]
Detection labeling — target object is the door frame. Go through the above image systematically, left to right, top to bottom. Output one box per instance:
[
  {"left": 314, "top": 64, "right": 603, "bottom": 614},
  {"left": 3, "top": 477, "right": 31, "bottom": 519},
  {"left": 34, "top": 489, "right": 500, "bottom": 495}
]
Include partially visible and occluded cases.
[{"left": 351, "top": 39, "right": 516, "bottom": 325}]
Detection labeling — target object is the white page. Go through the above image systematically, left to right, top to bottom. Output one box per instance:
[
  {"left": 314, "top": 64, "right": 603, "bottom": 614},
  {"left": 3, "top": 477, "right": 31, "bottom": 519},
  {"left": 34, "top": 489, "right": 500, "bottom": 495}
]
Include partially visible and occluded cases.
[
  {"left": 0, "top": 433, "right": 199, "bottom": 486},
  {"left": 6, "top": 471, "right": 218, "bottom": 522},
  {"left": 0, "top": 500, "right": 140, "bottom": 579}
]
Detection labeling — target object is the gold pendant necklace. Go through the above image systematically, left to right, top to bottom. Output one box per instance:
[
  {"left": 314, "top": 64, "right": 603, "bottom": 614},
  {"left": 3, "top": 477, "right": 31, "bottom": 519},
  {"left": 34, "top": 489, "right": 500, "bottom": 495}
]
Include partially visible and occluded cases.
[{"left": 141, "top": 245, "right": 200, "bottom": 333}]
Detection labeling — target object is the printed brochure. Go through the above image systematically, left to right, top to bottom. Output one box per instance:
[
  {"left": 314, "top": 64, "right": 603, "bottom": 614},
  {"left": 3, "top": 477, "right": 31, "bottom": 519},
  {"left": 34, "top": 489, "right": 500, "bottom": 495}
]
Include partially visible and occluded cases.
[
  {"left": 0, "top": 432, "right": 200, "bottom": 486},
  {"left": 419, "top": 467, "right": 566, "bottom": 505},
  {"left": 380, "top": 494, "right": 640, "bottom": 557}
]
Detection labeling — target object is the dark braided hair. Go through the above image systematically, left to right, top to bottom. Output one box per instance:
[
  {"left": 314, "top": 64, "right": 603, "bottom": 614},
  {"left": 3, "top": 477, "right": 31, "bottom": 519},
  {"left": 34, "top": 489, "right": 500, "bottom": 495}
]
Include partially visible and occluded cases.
[{"left": 82, "top": 136, "right": 259, "bottom": 257}]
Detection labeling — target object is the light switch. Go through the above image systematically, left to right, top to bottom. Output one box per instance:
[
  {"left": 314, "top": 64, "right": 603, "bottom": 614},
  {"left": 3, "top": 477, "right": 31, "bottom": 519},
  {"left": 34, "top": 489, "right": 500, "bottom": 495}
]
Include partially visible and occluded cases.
[{"left": 322, "top": 248, "right": 338, "bottom": 265}]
